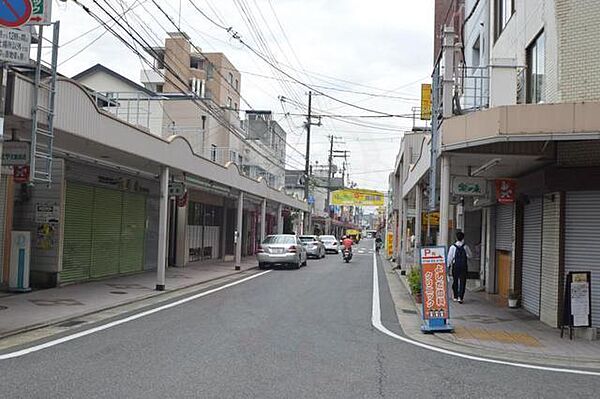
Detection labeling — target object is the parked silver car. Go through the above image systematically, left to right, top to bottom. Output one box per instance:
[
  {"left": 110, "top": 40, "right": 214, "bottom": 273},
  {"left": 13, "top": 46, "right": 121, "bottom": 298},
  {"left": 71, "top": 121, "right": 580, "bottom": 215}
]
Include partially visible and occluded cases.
[
  {"left": 257, "top": 234, "right": 308, "bottom": 269},
  {"left": 299, "top": 235, "right": 326, "bottom": 259},
  {"left": 319, "top": 235, "right": 340, "bottom": 254}
]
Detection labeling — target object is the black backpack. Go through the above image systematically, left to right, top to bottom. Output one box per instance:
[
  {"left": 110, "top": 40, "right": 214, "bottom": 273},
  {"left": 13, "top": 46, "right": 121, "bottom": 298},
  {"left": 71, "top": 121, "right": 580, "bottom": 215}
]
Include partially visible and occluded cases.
[{"left": 453, "top": 245, "right": 468, "bottom": 270}]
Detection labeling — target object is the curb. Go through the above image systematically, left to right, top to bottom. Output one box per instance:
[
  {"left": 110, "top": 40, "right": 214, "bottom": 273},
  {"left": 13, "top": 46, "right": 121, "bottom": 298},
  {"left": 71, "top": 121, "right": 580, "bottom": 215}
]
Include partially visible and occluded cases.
[
  {"left": 379, "top": 256, "right": 600, "bottom": 369},
  {"left": 0, "top": 266, "right": 258, "bottom": 341}
]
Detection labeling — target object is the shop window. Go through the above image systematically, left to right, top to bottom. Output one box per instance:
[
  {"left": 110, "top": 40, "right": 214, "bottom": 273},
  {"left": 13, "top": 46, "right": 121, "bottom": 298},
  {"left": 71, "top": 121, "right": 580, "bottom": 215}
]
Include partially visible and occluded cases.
[
  {"left": 526, "top": 30, "right": 545, "bottom": 104},
  {"left": 211, "top": 144, "right": 217, "bottom": 162}
]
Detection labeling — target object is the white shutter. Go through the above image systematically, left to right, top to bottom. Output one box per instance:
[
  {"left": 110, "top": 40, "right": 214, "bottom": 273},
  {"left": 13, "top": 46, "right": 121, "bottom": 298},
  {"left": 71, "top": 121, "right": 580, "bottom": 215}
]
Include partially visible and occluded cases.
[
  {"left": 565, "top": 192, "right": 600, "bottom": 328},
  {"left": 522, "top": 197, "right": 542, "bottom": 316},
  {"left": 495, "top": 204, "right": 514, "bottom": 251}
]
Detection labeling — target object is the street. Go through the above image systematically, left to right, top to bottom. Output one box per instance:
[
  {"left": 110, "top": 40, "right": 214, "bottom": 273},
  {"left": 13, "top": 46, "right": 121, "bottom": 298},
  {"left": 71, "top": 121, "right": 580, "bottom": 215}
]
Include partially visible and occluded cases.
[{"left": 0, "top": 239, "right": 598, "bottom": 398}]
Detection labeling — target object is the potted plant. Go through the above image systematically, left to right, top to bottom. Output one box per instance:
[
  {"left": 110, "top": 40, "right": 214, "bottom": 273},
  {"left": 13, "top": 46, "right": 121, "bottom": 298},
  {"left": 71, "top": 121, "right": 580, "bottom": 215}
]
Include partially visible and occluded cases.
[
  {"left": 408, "top": 268, "right": 422, "bottom": 304},
  {"left": 508, "top": 290, "right": 519, "bottom": 308}
]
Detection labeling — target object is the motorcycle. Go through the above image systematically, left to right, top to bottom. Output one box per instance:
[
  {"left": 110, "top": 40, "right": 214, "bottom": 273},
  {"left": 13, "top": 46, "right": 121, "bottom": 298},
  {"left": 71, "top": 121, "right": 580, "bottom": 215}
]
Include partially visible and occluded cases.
[{"left": 342, "top": 248, "right": 353, "bottom": 263}]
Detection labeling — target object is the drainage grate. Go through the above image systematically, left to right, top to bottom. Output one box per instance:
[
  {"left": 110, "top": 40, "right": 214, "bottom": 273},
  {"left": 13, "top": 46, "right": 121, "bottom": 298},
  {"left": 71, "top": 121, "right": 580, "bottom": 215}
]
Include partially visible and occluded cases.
[
  {"left": 109, "top": 291, "right": 128, "bottom": 295},
  {"left": 401, "top": 309, "right": 417, "bottom": 314},
  {"left": 57, "top": 320, "right": 86, "bottom": 328}
]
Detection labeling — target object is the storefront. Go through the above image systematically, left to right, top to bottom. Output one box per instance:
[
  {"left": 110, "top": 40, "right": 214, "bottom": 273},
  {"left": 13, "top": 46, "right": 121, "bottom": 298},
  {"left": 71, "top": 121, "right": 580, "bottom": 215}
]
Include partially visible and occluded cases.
[{"left": 60, "top": 161, "right": 158, "bottom": 284}]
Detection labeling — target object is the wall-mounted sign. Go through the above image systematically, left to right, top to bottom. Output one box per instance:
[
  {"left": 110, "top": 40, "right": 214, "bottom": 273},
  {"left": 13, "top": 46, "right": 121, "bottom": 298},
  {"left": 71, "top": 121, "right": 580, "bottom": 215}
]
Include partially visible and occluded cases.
[
  {"left": 26, "top": 0, "right": 51, "bottom": 24},
  {"left": 0, "top": 26, "right": 30, "bottom": 63},
  {"left": 420, "top": 83, "right": 432, "bottom": 120},
  {"left": 2, "top": 141, "right": 30, "bottom": 165},
  {"left": 13, "top": 164, "right": 29, "bottom": 183},
  {"left": 452, "top": 176, "right": 487, "bottom": 196},
  {"left": 495, "top": 179, "right": 516, "bottom": 204},
  {"left": 168, "top": 181, "right": 185, "bottom": 197},
  {"left": 331, "top": 189, "right": 384, "bottom": 207},
  {"left": 35, "top": 203, "right": 60, "bottom": 224},
  {"left": 422, "top": 212, "right": 440, "bottom": 226},
  {"left": 386, "top": 231, "right": 393, "bottom": 257},
  {"left": 419, "top": 246, "right": 453, "bottom": 332}
]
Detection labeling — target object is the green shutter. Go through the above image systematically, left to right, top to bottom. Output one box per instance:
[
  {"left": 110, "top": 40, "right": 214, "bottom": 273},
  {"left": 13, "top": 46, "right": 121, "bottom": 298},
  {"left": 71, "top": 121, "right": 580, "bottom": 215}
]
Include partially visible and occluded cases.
[
  {"left": 61, "top": 183, "right": 93, "bottom": 283},
  {"left": 90, "top": 188, "right": 122, "bottom": 278},
  {"left": 119, "top": 192, "right": 146, "bottom": 274}
]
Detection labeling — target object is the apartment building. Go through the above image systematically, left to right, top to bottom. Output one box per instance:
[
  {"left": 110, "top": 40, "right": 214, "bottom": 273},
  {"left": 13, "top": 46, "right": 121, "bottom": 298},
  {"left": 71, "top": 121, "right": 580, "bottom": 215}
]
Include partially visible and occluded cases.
[{"left": 394, "top": 0, "right": 600, "bottom": 334}]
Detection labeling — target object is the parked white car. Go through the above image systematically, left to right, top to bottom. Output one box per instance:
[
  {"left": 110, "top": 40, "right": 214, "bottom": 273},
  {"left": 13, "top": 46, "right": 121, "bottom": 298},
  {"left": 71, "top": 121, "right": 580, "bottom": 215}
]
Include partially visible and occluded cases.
[{"left": 257, "top": 234, "right": 308, "bottom": 269}]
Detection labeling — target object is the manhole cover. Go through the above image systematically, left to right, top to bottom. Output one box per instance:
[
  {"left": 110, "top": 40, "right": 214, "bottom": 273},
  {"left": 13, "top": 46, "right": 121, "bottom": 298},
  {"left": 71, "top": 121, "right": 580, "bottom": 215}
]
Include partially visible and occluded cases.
[
  {"left": 109, "top": 291, "right": 128, "bottom": 295},
  {"left": 401, "top": 309, "right": 417, "bottom": 314},
  {"left": 57, "top": 320, "right": 86, "bottom": 328}
]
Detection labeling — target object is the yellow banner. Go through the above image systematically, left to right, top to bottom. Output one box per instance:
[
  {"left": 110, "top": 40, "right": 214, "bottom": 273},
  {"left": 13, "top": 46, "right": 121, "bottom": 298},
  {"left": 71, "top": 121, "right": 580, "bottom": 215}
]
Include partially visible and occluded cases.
[
  {"left": 421, "top": 83, "right": 432, "bottom": 120},
  {"left": 331, "top": 189, "right": 385, "bottom": 206},
  {"left": 422, "top": 212, "right": 439, "bottom": 226},
  {"left": 386, "top": 232, "right": 393, "bottom": 257}
]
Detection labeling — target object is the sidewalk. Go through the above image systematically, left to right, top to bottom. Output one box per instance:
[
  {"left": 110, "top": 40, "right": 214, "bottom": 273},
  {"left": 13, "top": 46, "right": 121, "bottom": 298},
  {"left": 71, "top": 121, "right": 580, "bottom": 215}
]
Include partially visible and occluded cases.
[
  {"left": 383, "top": 257, "right": 600, "bottom": 368},
  {"left": 0, "top": 259, "right": 258, "bottom": 338}
]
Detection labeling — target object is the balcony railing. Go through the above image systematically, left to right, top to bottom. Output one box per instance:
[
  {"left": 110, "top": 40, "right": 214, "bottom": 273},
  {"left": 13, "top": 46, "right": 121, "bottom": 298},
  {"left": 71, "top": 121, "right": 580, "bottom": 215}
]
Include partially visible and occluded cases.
[{"left": 456, "top": 65, "right": 490, "bottom": 113}]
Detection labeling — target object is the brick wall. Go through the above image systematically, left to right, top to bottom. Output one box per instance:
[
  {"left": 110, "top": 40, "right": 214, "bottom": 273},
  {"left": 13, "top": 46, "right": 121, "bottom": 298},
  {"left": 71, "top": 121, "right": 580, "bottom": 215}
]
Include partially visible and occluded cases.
[{"left": 557, "top": 141, "right": 600, "bottom": 168}]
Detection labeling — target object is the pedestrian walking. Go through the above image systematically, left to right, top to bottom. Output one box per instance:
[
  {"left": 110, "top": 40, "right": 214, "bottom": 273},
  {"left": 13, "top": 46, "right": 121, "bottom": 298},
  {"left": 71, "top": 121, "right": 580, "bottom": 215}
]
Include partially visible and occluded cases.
[{"left": 447, "top": 231, "right": 472, "bottom": 304}]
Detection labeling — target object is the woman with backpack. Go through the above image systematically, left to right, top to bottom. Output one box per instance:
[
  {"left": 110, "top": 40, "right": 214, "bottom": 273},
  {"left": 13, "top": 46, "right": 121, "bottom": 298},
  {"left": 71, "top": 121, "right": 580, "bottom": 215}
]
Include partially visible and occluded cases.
[{"left": 447, "top": 231, "right": 472, "bottom": 304}]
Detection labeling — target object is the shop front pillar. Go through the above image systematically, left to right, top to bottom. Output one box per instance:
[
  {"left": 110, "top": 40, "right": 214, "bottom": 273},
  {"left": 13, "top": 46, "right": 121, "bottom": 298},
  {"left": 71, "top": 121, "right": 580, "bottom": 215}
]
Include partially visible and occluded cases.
[
  {"left": 440, "top": 155, "right": 451, "bottom": 247},
  {"left": 156, "top": 166, "right": 169, "bottom": 291},
  {"left": 414, "top": 183, "right": 423, "bottom": 260},
  {"left": 235, "top": 192, "right": 244, "bottom": 271},
  {"left": 260, "top": 199, "right": 267, "bottom": 243},
  {"left": 277, "top": 204, "right": 284, "bottom": 234}
]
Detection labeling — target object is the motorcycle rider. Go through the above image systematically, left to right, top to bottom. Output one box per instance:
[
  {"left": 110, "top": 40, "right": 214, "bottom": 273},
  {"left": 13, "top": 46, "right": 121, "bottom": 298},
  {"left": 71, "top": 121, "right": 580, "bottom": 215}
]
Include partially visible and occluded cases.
[{"left": 342, "top": 235, "right": 354, "bottom": 255}]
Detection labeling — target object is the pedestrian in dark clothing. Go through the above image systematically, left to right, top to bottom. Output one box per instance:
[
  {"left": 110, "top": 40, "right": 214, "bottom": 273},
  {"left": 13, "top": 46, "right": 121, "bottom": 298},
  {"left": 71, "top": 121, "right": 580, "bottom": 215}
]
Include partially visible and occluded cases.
[{"left": 447, "top": 231, "right": 472, "bottom": 304}]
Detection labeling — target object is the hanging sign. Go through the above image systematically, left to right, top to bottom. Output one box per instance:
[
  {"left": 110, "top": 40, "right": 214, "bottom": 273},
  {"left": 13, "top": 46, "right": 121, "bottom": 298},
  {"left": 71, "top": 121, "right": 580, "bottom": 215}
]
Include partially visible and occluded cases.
[
  {"left": 0, "top": 0, "right": 32, "bottom": 28},
  {"left": 420, "top": 83, "right": 432, "bottom": 120},
  {"left": 2, "top": 141, "right": 30, "bottom": 165},
  {"left": 452, "top": 176, "right": 487, "bottom": 196},
  {"left": 495, "top": 179, "right": 516, "bottom": 204},
  {"left": 176, "top": 191, "right": 188, "bottom": 208},
  {"left": 386, "top": 231, "right": 393, "bottom": 257},
  {"left": 419, "top": 246, "right": 453, "bottom": 333},
  {"left": 561, "top": 271, "right": 592, "bottom": 339}
]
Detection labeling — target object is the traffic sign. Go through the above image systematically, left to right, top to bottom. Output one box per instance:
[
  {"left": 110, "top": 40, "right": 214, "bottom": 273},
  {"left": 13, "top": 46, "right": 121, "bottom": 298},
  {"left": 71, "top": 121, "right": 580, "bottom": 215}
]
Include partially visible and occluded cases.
[
  {"left": 0, "top": 0, "right": 32, "bottom": 28},
  {"left": 26, "top": 0, "right": 51, "bottom": 25}
]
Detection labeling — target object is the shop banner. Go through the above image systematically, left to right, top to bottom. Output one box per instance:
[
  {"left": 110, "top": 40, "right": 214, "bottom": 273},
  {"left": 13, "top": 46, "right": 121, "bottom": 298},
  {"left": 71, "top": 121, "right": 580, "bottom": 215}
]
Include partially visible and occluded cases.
[
  {"left": 495, "top": 179, "right": 516, "bottom": 204},
  {"left": 331, "top": 189, "right": 384, "bottom": 207},
  {"left": 386, "top": 231, "right": 393, "bottom": 257},
  {"left": 419, "top": 246, "right": 453, "bottom": 332}
]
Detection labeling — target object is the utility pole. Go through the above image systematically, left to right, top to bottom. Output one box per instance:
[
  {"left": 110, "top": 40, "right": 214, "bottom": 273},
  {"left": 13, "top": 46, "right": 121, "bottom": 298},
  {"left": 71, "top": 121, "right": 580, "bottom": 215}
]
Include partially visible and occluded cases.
[
  {"left": 303, "top": 91, "right": 321, "bottom": 234},
  {"left": 325, "top": 135, "right": 334, "bottom": 212}
]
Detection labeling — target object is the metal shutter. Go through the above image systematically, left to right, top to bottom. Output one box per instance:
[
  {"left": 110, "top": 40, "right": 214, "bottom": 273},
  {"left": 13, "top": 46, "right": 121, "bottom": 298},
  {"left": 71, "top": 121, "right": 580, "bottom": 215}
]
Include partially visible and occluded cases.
[
  {"left": 61, "top": 183, "right": 94, "bottom": 283},
  {"left": 90, "top": 188, "right": 122, "bottom": 279},
  {"left": 119, "top": 192, "right": 146, "bottom": 274},
  {"left": 565, "top": 192, "right": 600, "bottom": 328},
  {"left": 522, "top": 197, "right": 543, "bottom": 316},
  {"left": 495, "top": 204, "right": 514, "bottom": 251}
]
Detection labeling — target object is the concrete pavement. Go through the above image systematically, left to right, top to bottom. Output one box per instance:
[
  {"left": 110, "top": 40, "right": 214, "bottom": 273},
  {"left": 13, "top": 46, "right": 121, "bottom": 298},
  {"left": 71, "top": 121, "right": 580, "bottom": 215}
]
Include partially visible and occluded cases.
[{"left": 1, "top": 239, "right": 599, "bottom": 398}]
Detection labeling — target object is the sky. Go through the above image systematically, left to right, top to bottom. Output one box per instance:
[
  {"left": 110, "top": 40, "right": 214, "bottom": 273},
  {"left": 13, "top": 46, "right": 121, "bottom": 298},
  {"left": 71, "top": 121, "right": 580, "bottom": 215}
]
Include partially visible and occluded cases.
[{"left": 51, "top": 0, "right": 434, "bottom": 191}]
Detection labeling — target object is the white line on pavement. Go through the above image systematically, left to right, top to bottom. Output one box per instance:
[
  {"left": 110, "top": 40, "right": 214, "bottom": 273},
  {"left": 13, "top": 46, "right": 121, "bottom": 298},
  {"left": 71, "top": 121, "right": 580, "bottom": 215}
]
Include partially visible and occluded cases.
[
  {"left": 371, "top": 249, "right": 600, "bottom": 377},
  {"left": 0, "top": 270, "right": 273, "bottom": 361}
]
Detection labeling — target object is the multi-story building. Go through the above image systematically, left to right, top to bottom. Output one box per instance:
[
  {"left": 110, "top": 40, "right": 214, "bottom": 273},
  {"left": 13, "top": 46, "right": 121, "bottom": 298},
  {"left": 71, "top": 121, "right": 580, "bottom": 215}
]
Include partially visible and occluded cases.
[{"left": 394, "top": 0, "right": 600, "bottom": 334}]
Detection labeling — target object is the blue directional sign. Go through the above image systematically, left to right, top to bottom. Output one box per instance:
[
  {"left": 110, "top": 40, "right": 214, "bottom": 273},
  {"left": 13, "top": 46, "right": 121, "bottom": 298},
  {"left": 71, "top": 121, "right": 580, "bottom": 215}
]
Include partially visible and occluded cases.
[
  {"left": 0, "top": 0, "right": 32, "bottom": 28},
  {"left": 307, "top": 195, "right": 315, "bottom": 205}
]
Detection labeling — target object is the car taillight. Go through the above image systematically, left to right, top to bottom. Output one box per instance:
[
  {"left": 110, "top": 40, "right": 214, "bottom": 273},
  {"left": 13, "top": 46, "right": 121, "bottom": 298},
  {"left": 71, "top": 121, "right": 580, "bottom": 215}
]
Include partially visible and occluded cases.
[{"left": 287, "top": 245, "right": 297, "bottom": 253}]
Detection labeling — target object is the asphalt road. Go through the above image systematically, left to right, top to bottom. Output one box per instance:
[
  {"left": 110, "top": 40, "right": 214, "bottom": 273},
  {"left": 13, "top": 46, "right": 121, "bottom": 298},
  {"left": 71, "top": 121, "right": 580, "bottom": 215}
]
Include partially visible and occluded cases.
[{"left": 1, "top": 239, "right": 599, "bottom": 398}]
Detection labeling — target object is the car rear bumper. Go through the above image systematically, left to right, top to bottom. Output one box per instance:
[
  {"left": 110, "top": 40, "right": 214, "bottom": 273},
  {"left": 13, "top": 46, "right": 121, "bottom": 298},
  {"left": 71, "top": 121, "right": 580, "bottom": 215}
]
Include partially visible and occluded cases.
[
  {"left": 305, "top": 247, "right": 321, "bottom": 256},
  {"left": 257, "top": 253, "right": 299, "bottom": 264}
]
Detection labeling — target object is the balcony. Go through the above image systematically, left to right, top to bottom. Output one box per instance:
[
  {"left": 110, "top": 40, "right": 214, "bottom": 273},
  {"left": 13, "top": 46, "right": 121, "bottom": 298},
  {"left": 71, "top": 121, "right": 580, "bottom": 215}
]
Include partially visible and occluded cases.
[{"left": 91, "top": 91, "right": 163, "bottom": 135}]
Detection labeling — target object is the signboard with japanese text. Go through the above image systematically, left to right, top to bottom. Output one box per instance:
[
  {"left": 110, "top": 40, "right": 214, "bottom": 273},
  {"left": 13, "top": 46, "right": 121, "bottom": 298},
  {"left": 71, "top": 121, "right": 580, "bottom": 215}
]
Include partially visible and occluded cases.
[
  {"left": 26, "top": 0, "right": 51, "bottom": 24},
  {"left": 0, "top": 26, "right": 30, "bottom": 63},
  {"left": 420, "top": 83, "right": 431, "bottom": 120},
  {"left": 2, "top": 141, "right": 29, "bottom": 165},
  {"left": 13, "top": 164, "right": 29, "bottom": 182},
  {"left": 452, "top": 176, "right": 487, "bottom": 196},
  {"left": 496, "top": 179, "right": 516, "bottom": 204},
  {"left": 331, "top": 189, "right": 384, "bottom": 207},
  {"left": 35, "top": 203, "right": 60, "bottom": 224},
  {"left": 422, "top": 212, "right": 439, "bottom": 226},
  {"left": 386, "top": 231, "right": 393, "bottom": 257},
  {"left": 419, "top": 246, "right": 453, "bottom": 332},
  {"left": 562, "top": 271, "right": 592, "bottom": 330}
]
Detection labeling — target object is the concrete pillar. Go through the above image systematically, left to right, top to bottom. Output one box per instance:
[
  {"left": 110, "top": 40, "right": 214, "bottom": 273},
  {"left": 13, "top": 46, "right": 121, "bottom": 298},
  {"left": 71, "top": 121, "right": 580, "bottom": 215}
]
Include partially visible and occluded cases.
[
  {"left": 442, "top": 26, "right": 456, "bottom": 118},
  {"left": 440, "top": 155, "right": 451, "bottom": 248},
  {"left": 156, "top": 166, "right": 169, "bottom": 291},
  {"left": 414, "top": 184, "right": 423, "bottom": 262},
  {"left": 235, "top": 192, "right": 244, "bottom": 271},
  {"left": 401, "top": 197, "right": 408, "bottom": 268},
  {"left": 260, "top": 199, "right": 267, "bottom": 243},
  {"left": 175, "top": 201, "right": 187, "bottom": 267},
  {"left": 220, "top": 201, "right": 228, "bottom": 260},
  {"left": 277, "top": 204, "right": 284, "bottom": 234},
  {"left": 480, "top": 207, "right": 488, "bottom": 287}
]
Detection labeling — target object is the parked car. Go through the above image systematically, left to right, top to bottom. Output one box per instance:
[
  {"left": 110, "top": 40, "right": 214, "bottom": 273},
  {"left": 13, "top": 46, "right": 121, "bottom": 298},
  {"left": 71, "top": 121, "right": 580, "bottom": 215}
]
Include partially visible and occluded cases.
[
  {"left": 257, "top": 234, "right": 308, "bottom": 269},
  {"left": 299, "top": 235, "right": 326, "bottom": 259},
  {"left": 319, "top": 235, "right": 340, "bottom": 254}
]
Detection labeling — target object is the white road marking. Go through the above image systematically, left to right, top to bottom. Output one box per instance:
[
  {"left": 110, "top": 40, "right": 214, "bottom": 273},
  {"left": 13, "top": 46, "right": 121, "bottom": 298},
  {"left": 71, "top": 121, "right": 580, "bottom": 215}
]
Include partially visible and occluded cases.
[
  {"left": 371, "top": 248, "right": 600, "bottom": 377},
  {"left": 0, "top": 270, "right": 273, "bottom": 360}
]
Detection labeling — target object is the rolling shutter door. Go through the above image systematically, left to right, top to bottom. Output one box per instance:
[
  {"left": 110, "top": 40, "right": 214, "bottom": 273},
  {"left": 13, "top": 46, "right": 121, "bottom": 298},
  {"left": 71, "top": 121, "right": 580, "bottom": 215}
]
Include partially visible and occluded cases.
[
  {"left": 61, "top": 183, "right": 94, "bottom": 283},
  {"left": 90, "top": 188, "right": 123, "bottom": 279},
  {"left": 119, "top": 192, "right": 146, "bottom": 274},
  {"left": 565, "top": 192, "right": 600, "bottom": 328},
  {"left": 522, "top": 197, "right": 542, "bottom": 316},
  {"left": 495, "top": 204, "right": 514, "bottom": 251}
]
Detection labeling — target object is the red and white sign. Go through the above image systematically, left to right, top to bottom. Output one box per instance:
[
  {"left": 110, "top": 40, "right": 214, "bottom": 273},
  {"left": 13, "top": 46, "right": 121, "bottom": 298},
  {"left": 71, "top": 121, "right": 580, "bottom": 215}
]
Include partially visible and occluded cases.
[
  {"left": 13, "top": 164, "right": 30, "bottom": 183},
  {"left": 495, "top": 179, "right": 516, "bottom": 204},
  {"left": 420, "top": 247, "right": 449, "bottom": 320}
]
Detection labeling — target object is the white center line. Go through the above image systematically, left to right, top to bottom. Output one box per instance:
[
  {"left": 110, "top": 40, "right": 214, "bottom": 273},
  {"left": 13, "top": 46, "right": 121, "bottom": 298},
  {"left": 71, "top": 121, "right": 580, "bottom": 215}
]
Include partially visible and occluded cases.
[
  {"left": 371, "top": 247, "right": 600, "bottom": 377},
  {"left": 0, "top": 270, "right": 273, "bottom": 360}
]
